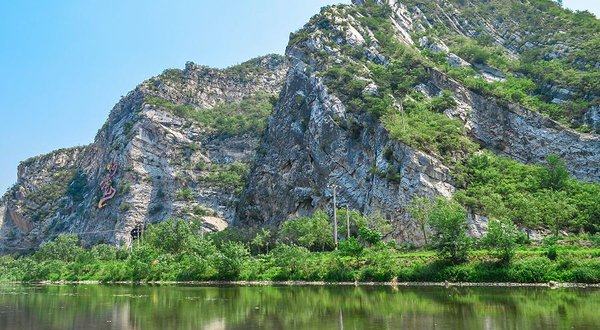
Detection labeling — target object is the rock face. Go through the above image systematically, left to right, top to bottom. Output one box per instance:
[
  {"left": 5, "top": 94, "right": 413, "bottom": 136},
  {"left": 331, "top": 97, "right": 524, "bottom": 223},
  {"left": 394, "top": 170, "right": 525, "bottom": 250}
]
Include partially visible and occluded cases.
[
  {"left": 1, "top": 1, "right": 599, "bottom": 251},
  {"left": 235, "top": 1, "right": 599, "bottom": 243},
  {"left": 0, "top": 55, "right": 288, "bottom": 252},
  {"left": 236, "top": 60, "right": 457, "bottom": 244},
  {"left": 428, "top": 69, "right": 600, "bottom": 182}
]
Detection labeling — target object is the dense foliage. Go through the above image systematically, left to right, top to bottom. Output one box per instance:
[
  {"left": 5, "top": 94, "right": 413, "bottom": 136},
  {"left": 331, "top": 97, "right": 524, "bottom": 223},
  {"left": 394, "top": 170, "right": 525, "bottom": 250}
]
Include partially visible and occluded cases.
[
  {"left": 145, "top": 91, "right": 275, "bottom": 136},
  {"left": 455, "top": 152, "right": 600, "bottom": 234},
  {"left": 2, "top": 202, "right": 599, "bottom": 284},
  {"left": 1, "top": 227, "right": 599, "bottom": 284}
]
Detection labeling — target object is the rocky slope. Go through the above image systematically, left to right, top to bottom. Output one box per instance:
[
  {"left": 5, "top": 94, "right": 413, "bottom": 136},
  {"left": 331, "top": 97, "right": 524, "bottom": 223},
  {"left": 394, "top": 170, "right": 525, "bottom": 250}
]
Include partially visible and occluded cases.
[
  {"left": 1, "top": 0, "right": 599, "bottom": 251},
  {"left": 236, "top": 0, "right": 599, "bottom": 243},
  {"left": 0, "top": 55, "right": 287, "bottom": 252}
]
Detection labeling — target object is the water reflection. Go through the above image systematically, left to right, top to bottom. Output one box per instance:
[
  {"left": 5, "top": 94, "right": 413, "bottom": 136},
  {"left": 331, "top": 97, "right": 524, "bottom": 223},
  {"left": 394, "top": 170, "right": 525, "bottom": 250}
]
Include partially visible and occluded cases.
[{"left": 0, "top": 284, "right": 598, "bottom": 330}]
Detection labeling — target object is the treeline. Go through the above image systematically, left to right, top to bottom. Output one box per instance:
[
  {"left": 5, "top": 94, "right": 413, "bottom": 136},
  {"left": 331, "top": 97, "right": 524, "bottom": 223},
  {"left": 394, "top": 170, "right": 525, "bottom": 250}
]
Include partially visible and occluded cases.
[
  {"left": 455, "top": 152, "right": 600, "bottom": 234},
  {"left": 1, "top": 204, "right": 599, "bottom": 284}
]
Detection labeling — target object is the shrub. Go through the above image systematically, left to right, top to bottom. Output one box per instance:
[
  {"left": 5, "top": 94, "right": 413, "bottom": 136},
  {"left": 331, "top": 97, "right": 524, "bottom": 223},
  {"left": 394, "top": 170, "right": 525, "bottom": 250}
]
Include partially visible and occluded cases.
[
  {"left": 175, "top": 188, "right": 194, "bottom": 201},
  {"left": 428, "top": 197, "right": 471, "bottom": 263},
  {"left": 119, "top": 202, "right": 131, "bottom": 212},
  {"left": 482, "top": 219, "right": 521, "bottom": 263},
  {"left": 338, "top": 237, "right": 364, "bottom": 259},
  {"left": 213, "top": 241, "right": 250, "bottom": 280},
  {"left": 270, "top": 244, "right": 310, "bottom": 280},
  {"left": 545, "top": 244, "right": 559, "bottom": 261},
  {"left": 507, "top": 257, "right": 553, "bottom": 283}
]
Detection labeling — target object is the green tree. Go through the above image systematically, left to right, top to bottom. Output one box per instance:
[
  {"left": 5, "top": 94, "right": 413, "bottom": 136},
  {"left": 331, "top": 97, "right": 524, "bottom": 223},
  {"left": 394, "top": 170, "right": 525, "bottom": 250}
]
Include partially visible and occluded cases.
[
  {"left": 428, "top": 90, "right": 457, "bottom": 113},
  {"left": 540, "top": 154, "right": 570, "bottom": 190},
  {"left": 541, "top": 191, "right": 576, "bottom": 236},
  {"left": 507, "top": 193, "right": 542, "bottom": 235},
  {"left": 407, "top": 196, "right": 432, "bottom": 244},
  {"left": 428, "top": 197, "right": 471, "bottom": 264},
  {"left": 336, "top": 208, "right": 363, "bottom": 238},
  {"left": 280, "top": 209, "right": 333, "bottom": 251},
  {"left": 312, "top": 209, "right": 335, "bottom": 251},
  {"left": 280, "top": 217, "right": 315, "bottom": 249},
  {"left": 144, "top": 218, "right": 201, "bottom": 254},
  {"left": 482, "top": 219, "right": 521, "bottom": 263},
  {"left": 358, "top": 226, "right": 382, "bottom": 246},
  {"left": 251, "top": 228, "right": 272, "bottom": 254},
  {"left": 36, "top": 235, "right": 82, "bottom": 262},
  {"left": 190, "top": 236, "right": 218, "bottom": 258},
  {"left": 338, "top": 237, "right": 364, "bottom": 259},
  {"left": 213, "top": 241, "right": 249, "bottom": 280},
  {"left": 270, "top": 244, "right": 310, "bottom": 279}
]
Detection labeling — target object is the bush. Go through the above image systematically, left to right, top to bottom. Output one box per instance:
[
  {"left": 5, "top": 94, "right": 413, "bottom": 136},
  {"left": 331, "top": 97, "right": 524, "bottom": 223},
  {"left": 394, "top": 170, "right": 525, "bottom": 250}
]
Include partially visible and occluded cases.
[
  {"left": 175, "top": 188, "right": 194, "bottom": 201},
  {"left": 428, "top": 197, "right": 471, "bottom": 264},
  {"left": 482, "top": 219, "right": 521, "bottom": 263},
  {"left": 338, "top": 238, "right": 364, "bottom": 258},
  {"left": 213, "top": 241, "right": 250, "bottom": 280},
  {"left": 269, "top": 244, "right": 311, "bottom": 280},
  {"left": 545, "top": 244, "right": 559, "bottom": 261},
  {"left": 176, "top": 254, "right": 211, "bottom": 281},
  {"left": 507, "top": 257, "right": 553, "bottom": 283}
]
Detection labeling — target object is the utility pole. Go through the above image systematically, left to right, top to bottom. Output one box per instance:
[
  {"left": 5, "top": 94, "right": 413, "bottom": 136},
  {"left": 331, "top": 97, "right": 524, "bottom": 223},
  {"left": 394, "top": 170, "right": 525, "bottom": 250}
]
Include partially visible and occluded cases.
[
  {"left": 333, "top": 185, "right": 338, "bottom": 250},
  {"left": 346, "top": 205, "right": 350, "bottom": 239}
]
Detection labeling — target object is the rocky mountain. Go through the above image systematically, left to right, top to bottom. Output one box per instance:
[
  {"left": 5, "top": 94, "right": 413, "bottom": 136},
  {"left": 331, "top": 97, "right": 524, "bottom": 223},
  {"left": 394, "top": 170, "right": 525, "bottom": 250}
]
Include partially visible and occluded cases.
[
  {"left": 1, "top": 0, "right": 599, "bottom": 252},
  {"left": 236, "top": 0, "right": 599, "bottom": 242},
  {"left": 0, "top": 55, "right": 287, "bottom": 253}
]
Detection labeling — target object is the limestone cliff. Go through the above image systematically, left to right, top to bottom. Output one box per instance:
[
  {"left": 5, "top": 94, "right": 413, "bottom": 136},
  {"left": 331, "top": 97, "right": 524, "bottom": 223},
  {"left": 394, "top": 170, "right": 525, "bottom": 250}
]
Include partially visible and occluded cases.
[
  {"left": 1, "top": 0, "right": 599, "bottom": 251},
  {"left": 236, "top": 0, "right": 599, "bottom": 243},
  {"left": 0, "top": 55, "right": 287, "bottom": 252}
]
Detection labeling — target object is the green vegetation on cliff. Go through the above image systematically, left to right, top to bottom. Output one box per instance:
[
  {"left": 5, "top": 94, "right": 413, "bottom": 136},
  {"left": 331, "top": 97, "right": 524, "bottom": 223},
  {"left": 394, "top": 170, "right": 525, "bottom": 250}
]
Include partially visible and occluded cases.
[
  {"left": 309, "top": 0, "right": 599, "bottom": 146},
  {"left": 404, "top": 0, "right": 600, "bottom": 128},
  {"left": 303, "top": 2, "right": 600, "bottom": 237},
  {"left": 145, "top": 91, "right": 276, "bottom": 136},
  {"left": 455, "top": 152, "right": 600, "bottom": 234}
]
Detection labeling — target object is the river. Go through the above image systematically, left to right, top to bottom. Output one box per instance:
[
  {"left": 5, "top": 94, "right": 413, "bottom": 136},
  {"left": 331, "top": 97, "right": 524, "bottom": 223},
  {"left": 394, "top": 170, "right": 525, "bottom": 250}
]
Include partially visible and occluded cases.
[{"left": 0, "top": 284, "right": 598, "bottom": 329}]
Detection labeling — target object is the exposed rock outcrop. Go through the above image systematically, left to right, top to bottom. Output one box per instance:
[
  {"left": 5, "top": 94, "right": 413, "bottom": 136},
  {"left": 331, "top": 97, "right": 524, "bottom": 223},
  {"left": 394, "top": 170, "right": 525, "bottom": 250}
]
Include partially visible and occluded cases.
[
  {"left": 1, "top": 0, "right": 598, "bottom": 251},
  {"left": 236, "top": 1, "right": 599, "bottom": 243},
  {"left": 0, "top": 55, "right": 288, "bottom": 252}
]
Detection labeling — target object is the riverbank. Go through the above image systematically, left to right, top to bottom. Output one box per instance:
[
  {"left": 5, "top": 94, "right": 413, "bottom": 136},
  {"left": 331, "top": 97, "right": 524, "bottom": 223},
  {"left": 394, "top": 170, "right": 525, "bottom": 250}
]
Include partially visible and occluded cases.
[
  {"left": 2, "top": 228, "right": 599, "bottom": 284},
  {"left": 2, "top": 247, "right": 599, "bottom": 284},
  {"left": 4, "top": 280, "right": 600, "bottom": 288}
]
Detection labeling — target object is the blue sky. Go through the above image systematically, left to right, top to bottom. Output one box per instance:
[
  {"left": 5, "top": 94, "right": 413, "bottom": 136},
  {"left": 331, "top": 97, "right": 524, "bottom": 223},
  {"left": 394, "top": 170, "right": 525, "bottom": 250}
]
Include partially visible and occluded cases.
[{"left": 0, "top": 0, "right": 597, "bottom": 193}]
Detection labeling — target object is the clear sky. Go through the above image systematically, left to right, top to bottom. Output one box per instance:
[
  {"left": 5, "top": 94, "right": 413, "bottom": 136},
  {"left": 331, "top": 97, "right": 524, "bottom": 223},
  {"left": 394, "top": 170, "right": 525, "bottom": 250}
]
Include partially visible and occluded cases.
[{"left": 0, "top": 0, "right": 597, "bottom": 193}]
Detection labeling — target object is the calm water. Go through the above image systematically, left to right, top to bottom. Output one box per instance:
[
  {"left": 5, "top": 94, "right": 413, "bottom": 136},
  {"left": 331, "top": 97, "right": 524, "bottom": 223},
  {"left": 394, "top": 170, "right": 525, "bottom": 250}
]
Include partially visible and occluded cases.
[{"left": 0, "top": 284, "right": 599, "bottom": 330}]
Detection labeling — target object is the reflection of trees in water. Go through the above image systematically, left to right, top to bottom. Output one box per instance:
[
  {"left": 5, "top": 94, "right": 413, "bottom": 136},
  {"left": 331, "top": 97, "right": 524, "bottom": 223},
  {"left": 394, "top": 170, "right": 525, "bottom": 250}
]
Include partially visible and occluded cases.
[{"left": 0, "top": 285, "right": 599, "bottom": 330}]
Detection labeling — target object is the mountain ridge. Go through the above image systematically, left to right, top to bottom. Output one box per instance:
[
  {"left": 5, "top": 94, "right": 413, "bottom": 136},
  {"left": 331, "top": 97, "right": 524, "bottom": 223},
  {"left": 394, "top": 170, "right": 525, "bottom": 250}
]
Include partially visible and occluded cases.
[{"left": 1, "top": 0, "right": 599, "bottom": 252}]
